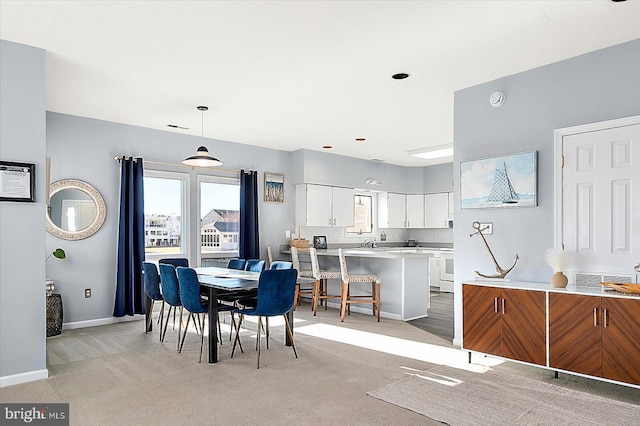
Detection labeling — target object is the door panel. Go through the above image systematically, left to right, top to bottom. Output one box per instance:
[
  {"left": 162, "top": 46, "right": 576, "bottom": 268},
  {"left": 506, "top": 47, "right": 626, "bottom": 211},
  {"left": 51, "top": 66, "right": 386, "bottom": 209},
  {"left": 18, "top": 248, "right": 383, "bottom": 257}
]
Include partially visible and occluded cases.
[
  {"left": 563, "top": 123, "right": 640, "bottom": 275},
  {"left": 462, "top": 284, "right": 501, "bottom": 356},
  {"left": 501, "top": 289, "right": 546, "bottom": 365},
  {"left": 549, "top": 293, "right": 601, "bottom": 377},
  {"left": 601, "top": 297, "right": 640, "bottom": 385}
]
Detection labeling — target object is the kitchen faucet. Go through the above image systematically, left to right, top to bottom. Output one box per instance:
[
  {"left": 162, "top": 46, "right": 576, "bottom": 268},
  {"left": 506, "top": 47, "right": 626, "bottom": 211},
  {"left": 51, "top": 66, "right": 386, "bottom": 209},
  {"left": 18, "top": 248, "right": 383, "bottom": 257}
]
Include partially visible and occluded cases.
[{"left": 361, "top": 238, "right": 377, "bottom": 248}]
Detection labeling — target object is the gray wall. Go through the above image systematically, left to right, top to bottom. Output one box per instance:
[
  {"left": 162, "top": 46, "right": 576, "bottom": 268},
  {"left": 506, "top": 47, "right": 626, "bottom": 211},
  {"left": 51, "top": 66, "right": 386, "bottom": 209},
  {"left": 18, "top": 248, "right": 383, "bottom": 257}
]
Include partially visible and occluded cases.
[
  {"left": 452, "top": 39, "right": 640, "bottom": 346},
  {"left": 0, "top": 40, "right": 47, "bottom": 381}
]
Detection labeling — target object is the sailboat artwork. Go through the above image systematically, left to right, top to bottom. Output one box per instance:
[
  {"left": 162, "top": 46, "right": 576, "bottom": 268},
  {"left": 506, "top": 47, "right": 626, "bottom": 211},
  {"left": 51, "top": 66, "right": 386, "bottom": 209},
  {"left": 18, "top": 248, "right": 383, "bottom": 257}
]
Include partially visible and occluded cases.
[
  {"left": 460, "top": 151, "right": 537, "bottom": 209},
  {"left": 486, "top": 161, "right": 519, "bottom": 204}
]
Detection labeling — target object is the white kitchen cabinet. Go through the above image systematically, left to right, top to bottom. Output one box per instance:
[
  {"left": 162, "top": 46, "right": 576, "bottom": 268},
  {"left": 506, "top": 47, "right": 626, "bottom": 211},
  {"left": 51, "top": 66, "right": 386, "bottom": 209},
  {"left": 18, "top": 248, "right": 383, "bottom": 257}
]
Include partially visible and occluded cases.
[
  {"left": 296, "top": 184, "right": 354, "bottom": 227},
  {"left": 447, "top": 191, "right": 454, "bottom": 220},
  {"left": 378, "top": 192, "right": 406, "bottom": 228},
  {"left": 424, "top": 192, "right": 449, "bottom": 228},
  {"left": 406, "top": 194, "right": 425, "bottom": 228}
]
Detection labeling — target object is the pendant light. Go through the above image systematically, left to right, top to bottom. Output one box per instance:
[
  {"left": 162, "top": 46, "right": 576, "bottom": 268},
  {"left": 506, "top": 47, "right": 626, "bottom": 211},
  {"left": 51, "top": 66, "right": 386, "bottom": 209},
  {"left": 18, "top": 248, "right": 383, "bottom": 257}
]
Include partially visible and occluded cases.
[{"left": 182, "top": 106, "right": 223, "bottom": 167}]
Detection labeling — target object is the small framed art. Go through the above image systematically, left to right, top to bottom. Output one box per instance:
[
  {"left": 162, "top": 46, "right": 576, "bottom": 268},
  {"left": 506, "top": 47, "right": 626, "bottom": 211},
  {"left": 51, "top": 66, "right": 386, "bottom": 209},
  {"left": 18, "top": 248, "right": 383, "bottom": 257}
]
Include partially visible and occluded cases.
[
  {"left": 0, "top": 161, "right": 36, "bottom": 202},
  {"left": 264, "top": 172, "right": 284, "bottom": 203}
]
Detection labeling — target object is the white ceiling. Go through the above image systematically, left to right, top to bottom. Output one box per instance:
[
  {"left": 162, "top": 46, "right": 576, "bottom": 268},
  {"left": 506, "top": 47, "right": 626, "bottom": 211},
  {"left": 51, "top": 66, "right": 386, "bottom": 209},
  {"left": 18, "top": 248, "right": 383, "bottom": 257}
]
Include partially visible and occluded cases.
[{"left": 1, "top": 1, "right": 639, "bottom": 167}]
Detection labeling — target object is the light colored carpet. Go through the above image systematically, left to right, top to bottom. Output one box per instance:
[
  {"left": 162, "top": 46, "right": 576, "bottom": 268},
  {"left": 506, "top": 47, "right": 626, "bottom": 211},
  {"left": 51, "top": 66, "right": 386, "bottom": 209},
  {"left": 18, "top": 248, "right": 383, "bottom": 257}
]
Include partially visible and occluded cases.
[{"left": 368, "top": 364, "right": 640, "bottom": 425}]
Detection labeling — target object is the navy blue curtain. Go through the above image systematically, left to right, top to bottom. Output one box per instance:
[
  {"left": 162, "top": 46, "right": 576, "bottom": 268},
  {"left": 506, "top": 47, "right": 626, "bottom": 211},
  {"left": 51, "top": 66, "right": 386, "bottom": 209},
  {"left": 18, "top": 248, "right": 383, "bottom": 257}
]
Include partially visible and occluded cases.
[
  {"left": 114, "top": 157, "right": 145, "bottom": 317},
  {"left": 239, "top": 170, "right": 260, "bottom": 259}
]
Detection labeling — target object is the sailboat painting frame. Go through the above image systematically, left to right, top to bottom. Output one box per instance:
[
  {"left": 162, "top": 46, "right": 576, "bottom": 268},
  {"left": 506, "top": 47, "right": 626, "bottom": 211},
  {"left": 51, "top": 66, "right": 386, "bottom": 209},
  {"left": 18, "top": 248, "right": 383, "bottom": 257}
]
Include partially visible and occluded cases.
[{"left": 460, "top": 151, "right": 537, "bottom": 209}]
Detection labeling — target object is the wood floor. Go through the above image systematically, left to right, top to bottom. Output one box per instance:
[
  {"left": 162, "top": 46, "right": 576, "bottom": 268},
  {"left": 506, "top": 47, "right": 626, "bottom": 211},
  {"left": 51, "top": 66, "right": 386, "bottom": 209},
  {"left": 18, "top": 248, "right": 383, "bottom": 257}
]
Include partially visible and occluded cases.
[{"left": 408, "top": 291, "right": 454, "bottom": 342}]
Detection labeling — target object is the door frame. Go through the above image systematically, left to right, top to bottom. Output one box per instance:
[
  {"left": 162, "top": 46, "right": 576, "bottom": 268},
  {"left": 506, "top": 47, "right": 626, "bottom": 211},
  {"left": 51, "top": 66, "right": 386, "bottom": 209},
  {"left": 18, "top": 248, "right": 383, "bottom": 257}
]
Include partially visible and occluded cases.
[{"left": 553, "top": 115, "right": 640, "bottom": 249}]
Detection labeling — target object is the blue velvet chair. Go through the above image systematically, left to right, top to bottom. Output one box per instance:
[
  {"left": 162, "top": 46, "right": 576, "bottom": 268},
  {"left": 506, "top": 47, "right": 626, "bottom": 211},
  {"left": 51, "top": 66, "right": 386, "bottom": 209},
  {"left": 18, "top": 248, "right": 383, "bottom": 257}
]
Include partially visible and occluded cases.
[
  {"left": 159, "top": 258, "right": 189, "bottom": 268},
  {"left": 227, "top": 259, "right": 246, "bottom": 270},
  {"left": 244, "top": 259, "right": 266, "bottom": 273},
  {"left": 270, "top": 261, "right": 293, "bottom": 270},
  {"left": 142, "top": 262, "right": 165, "bottom": 339},
  {"left": 158, "top": 263, "right": 184, "bottom": 349},
  {"left": 176, "top": 267, "right": 237, "bottom": 362},
  {"left": 231, "top": 268, "right": 299, "bottom": 368}
]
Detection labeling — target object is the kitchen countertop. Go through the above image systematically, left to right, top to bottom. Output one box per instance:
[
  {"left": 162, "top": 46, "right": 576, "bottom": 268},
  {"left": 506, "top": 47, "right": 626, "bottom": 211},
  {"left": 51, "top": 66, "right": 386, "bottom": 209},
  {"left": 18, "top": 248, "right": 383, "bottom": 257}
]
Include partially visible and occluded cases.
[{"left": 281, "top": 246, "right": 451, "bottom": 259}]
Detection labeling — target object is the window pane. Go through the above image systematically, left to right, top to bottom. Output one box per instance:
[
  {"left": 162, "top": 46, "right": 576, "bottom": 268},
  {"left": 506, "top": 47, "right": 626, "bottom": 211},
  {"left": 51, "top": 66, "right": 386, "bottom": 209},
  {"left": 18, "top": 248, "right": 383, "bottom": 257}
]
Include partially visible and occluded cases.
[
  {"left": 144, "top": 175, "right": 184, "bottom": 255},
  {"left": 200, "top": 181, "right": 240, "bottom": 255},
  {"left": 346, "top": 195, "right": 373, "bottom": 234}
]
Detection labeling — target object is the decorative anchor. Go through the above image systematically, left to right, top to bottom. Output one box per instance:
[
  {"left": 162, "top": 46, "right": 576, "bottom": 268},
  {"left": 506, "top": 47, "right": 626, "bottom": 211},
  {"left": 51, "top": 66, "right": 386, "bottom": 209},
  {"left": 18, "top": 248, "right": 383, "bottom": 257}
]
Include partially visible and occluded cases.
[{"left": 470, "top": 221, "right": 519, "bottom": 279}]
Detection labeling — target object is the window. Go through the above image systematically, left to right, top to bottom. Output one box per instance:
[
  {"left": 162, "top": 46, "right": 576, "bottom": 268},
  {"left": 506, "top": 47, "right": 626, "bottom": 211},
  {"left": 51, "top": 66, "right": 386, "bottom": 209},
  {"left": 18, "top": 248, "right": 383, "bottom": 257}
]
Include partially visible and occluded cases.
[
  {"left": 143, "top": 171, "right": 187, "bottom": 256},
  {"left": 199, "top": 177, "right": 240, "bottom": 259},
  {"left": 346, "top": 194, "right": 373, "bottom": 234}
]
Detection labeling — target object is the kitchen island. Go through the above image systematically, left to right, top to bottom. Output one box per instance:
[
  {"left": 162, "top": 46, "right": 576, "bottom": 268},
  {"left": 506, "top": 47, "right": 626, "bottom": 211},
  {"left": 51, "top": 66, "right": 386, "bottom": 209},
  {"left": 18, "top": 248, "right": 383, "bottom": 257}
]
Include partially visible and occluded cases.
[{"left": 285, "top": 247, "right": 437, "bottom": 321}]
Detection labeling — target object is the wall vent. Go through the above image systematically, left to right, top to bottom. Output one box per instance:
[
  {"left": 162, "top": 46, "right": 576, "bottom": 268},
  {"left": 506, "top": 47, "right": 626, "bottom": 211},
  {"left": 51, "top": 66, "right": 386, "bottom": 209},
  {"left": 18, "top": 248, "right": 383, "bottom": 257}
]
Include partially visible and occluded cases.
[{"left": 574, "top": 272, "right": 637, "bottom": 287}]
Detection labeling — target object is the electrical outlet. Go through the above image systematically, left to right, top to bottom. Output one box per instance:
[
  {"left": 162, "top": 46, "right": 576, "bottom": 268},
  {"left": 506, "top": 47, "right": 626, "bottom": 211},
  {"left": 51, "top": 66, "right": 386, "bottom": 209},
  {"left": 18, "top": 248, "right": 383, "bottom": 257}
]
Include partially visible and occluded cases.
[
  {"left": 479, "top": 222, "right": 493, "bottom": 235},
  {"left": 285, "top": 230, "right": 291, "bottom": 239},
  {"left": 84, "top": 288, "right": 92, "bottom": 298}
]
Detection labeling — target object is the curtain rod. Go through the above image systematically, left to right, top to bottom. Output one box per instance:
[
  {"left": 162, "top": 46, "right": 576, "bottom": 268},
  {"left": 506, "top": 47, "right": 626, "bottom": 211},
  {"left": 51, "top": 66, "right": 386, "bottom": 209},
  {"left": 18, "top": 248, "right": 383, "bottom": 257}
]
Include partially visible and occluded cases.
[{"left": 113, "top": 156, "right": 242, "bottom": 174}]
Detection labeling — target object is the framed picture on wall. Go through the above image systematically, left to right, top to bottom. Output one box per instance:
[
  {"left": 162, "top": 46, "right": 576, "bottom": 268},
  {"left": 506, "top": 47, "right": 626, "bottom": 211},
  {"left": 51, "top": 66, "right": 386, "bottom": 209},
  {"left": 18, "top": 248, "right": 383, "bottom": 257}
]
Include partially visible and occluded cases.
[
  {"left": 460, "top": 151, "right": 537, "bottom": 209},
  {"left": 0, "top": 161, "right": 36, "bottom": 202},
  {"left": 264, "top": 172, "right": 284, "bottom": 203}
]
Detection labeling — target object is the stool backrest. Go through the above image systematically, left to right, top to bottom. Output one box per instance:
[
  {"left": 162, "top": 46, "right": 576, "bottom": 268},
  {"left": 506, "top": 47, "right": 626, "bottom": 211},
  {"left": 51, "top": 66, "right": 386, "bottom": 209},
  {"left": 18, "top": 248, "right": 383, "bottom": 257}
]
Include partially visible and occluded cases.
[
  {"left": 309, "top": 247, "right": 321, "bottom": 279},
  {"left": 338, "top": 248, "right": 349, "bottom": 282}
]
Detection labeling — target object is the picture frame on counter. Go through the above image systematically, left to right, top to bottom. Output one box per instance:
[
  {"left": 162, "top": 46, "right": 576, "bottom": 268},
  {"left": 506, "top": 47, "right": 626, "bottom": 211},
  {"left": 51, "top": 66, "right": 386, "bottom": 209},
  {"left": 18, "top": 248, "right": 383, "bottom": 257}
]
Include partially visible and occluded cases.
[
  {"left": 460, "top": 151, "right": 537, "bottom": 209},
  {"left": 0, "top": 160, "right": 36, "bottom": 202},
  {"left": 264, "top": 172, "right": 284, "bottom": 203}
]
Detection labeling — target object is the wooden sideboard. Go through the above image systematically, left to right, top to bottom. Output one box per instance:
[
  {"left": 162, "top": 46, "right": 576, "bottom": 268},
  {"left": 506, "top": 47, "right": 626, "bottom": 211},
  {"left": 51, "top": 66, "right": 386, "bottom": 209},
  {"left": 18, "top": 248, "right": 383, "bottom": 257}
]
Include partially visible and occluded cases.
[{"left": 462, "top": 281, "right": 640, "bottom": 388}]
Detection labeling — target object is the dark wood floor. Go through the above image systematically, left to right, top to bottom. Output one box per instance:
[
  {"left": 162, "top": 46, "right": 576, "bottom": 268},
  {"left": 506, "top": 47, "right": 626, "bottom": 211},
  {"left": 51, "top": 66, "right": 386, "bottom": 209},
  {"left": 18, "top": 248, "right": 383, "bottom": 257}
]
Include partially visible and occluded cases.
[{"left": 408, "top": 291, "right": 454, "bottom": 342}]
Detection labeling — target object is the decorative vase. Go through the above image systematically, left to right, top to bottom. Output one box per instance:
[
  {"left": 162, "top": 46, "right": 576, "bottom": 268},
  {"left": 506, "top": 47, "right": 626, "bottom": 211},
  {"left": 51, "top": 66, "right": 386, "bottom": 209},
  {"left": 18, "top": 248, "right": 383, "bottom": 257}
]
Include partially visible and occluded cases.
[
  {"left": 550, "top": 272, "right": 568, "bottom": 288},
  {"left": 45, "top": 279, "right": 55, "bottom": 296}
]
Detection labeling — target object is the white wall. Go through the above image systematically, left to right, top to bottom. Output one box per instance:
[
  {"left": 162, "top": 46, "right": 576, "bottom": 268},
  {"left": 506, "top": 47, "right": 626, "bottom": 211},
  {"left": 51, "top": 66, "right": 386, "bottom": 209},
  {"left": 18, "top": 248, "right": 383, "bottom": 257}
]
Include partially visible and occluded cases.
[
  {"left": 452, "top": 38, "right": 640, "bottom": 347},
  {"left": 0, "top": 40, "right": 48, "bottom": 385}
]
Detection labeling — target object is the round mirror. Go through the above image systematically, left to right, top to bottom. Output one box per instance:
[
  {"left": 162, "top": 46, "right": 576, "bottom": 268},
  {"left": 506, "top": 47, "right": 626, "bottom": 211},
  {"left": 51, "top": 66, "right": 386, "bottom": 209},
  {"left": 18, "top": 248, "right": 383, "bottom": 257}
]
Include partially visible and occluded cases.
[{"left": 46, "top": 179, "right": 106, "bottom": 240}]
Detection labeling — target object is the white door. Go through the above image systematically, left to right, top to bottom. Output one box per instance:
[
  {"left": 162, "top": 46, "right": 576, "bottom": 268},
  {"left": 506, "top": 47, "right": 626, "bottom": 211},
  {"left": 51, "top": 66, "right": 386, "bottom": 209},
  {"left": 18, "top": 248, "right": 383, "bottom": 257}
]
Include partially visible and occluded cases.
[
  {"left": 561, "top": 121, "right": 640, "bottom": 278},
  {"left": 305, "top": 184, "right": 333, "bottom": 226},
  {"left": 332, "top": 187, "right": 355, "bottom": 227},
  {"left": 387, "top": 193, "right": 406, "bottom": 228},
  {"left": 406, "top": 194, "right": 424, "bottom": 228}
]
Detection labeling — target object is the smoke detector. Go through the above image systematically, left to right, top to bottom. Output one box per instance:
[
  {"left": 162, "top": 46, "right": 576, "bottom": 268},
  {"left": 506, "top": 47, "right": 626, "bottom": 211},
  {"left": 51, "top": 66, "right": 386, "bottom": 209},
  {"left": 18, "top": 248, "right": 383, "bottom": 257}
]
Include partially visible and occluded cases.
[{"left": 489, "top": 91, "right": 505, "bottom": 107}]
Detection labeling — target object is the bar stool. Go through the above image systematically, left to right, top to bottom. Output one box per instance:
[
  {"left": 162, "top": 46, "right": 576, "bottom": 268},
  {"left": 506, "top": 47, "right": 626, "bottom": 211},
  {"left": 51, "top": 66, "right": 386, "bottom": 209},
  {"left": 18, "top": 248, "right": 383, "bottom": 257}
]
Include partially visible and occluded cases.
[
  {"left": 291, "top": 247, "right": 314, "bottom": 309},
  {"left": 309, "top": 247, "right": 342, "bottom": 315},
  {"left": 338, "top": 248, "right": 381, "bottom": 322}
]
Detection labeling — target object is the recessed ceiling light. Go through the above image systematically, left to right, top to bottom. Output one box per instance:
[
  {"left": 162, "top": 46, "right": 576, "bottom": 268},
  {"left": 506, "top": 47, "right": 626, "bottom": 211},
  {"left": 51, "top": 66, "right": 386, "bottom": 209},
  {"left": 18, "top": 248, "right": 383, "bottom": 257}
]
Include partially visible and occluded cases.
[
  {"left": 609, "top": 0, "right": 627, "bottom": 3},
  {"left": 392, "top": 73, "right": 410, "bottom": 80},
  {"left": 167, "top": 124, "right": 189, "bottom": 130},
  {"left": 355, "top": 138, "right": 366, "bottom": 142},
  {"left": 408, "top": 144, "right": 454, "bottom": 160},
  {"left": 322, "top": 145, "right": 333, "bottom": 149},
  {"left": 371, "top": 158, "right": 385, "bottom": 163}
]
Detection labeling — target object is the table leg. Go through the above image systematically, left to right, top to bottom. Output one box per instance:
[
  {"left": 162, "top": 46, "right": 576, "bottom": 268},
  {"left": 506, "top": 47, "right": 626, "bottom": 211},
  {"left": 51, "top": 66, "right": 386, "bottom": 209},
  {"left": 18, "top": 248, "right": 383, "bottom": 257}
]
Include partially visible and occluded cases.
[
  {"left": 208, "top": 287, "right": 219, "bottom": 363},
  {"left": 145, "top": 294, "right": 152, "bottom": 333},
  {"left": 285, "top": 308, "right": 294, "bottom": 346}
]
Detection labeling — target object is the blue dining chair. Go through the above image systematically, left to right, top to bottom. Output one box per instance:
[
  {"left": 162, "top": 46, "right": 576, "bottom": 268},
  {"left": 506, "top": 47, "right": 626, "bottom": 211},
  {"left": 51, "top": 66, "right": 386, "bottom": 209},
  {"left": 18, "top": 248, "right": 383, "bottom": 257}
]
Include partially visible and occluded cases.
[
  {"left": 159, "top": 258, "right": 189, "bottom": 268},
  {"left": 227, "top": 259, "right": 246, "bottom": 270},
  {"left": 244, "top": 259, "right": 266, "bottom": 273},
  {"left": 270, "top": 261, "right": 293, "bottom": 270},
  {"left": 142, "top": 262, "right": 165, "bottom": 339},
  {"left": 159, "top": 263, "right": 184, "bottom": 349},
  {"left": 176, "top": 267, "right": 237, "bottom": 362},
  {"left": 231, "top": 268, "right": 299, "bottom": 368}
]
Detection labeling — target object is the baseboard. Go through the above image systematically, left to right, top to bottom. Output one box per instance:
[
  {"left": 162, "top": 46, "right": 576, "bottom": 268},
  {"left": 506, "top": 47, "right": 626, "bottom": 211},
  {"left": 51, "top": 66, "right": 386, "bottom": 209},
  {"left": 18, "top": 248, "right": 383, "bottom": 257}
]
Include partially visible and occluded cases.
[
  {"left": 63, "top": 315, "right": 143, "bottom": 330},
  {"left": 0, "top": 369, "right": 49, "bottom": 388}
]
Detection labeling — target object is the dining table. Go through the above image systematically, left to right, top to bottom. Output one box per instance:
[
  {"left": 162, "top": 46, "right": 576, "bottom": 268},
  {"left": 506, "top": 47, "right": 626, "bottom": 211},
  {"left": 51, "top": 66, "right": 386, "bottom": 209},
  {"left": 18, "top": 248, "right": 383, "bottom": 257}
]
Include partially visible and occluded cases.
[{"left": 195, "top": 266, "right": 315, "bottom": 364}]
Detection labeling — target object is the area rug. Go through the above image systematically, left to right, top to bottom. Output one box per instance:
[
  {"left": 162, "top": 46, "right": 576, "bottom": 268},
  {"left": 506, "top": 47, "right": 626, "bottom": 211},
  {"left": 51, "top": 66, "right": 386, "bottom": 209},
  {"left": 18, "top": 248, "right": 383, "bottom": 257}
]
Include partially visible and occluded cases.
[{"left": 368, "top": 365, "right": 640, "bottom": 425}]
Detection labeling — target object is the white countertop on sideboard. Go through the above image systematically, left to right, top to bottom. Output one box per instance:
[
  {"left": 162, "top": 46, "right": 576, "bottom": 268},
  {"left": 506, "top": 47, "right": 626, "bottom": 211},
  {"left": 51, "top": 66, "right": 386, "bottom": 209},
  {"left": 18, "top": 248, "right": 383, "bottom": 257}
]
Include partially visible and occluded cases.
[{"left": 462, "top": 279, "right": 639, "bottom": 299}]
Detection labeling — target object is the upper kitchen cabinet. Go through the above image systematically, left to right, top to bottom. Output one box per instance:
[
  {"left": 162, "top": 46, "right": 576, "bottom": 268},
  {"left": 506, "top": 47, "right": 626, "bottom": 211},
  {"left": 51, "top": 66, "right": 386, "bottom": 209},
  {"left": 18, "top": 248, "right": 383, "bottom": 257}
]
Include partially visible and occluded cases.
[
  {"left": 296, "top": 184, "right": 354, "bottom": 227},
  {"left": 378, "top": 192, "right": 406, "bottom": 228},
  {"left": 424, "top": 192, "right": 450, "bottom": 228},
  {"left": 448, "top": 192, "right": 454, "bottom": 220},
  {"left": 406, "top": 194, "right": 425, "bottom": 228}
]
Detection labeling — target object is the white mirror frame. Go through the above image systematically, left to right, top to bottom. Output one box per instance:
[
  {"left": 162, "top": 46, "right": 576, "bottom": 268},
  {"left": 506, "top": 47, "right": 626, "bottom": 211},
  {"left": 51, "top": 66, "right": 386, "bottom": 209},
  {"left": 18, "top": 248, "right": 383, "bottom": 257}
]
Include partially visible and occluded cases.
[{"left": 46, "top": 179, "right": 106, "bottom": 240}]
